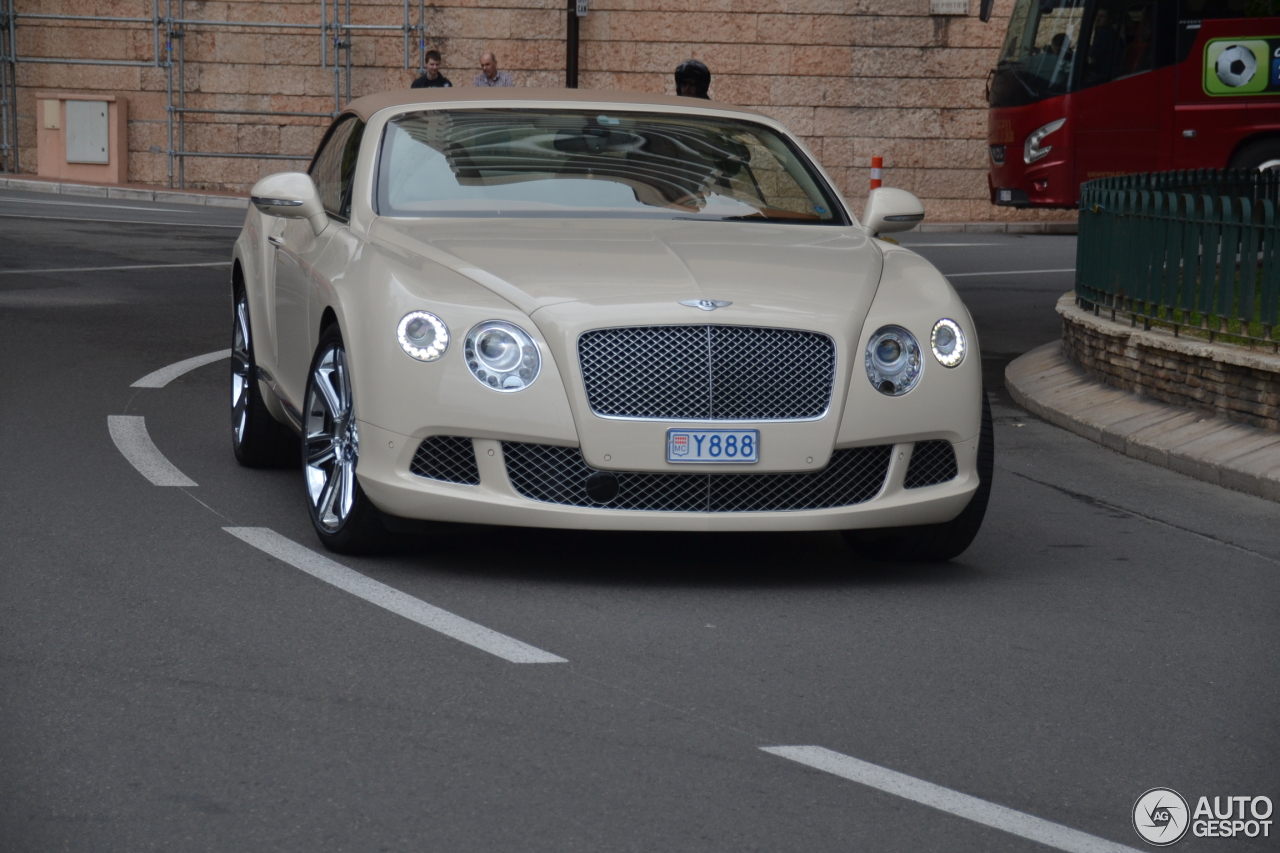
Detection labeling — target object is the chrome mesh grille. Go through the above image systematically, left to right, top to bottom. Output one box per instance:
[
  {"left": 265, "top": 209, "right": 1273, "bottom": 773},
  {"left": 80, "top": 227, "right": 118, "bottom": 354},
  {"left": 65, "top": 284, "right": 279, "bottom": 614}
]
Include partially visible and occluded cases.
[
  {"left": 578, "top": 325, "right": 835, "bottom": 420},
  {"left": 410, "top": 435, "right": 480, "bottom": 485},
  {"left": 903, "top": 440, "right": 958, "bottom": 489},
  {"left": 502, "top": 442, "right": 890, "bottom": 512}
]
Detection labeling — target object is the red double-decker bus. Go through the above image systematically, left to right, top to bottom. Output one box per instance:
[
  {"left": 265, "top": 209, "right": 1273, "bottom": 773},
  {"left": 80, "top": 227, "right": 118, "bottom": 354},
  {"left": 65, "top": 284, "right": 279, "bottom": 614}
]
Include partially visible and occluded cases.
[{"left": 986, "top": 0, "right": 1280, "bottom": 208}]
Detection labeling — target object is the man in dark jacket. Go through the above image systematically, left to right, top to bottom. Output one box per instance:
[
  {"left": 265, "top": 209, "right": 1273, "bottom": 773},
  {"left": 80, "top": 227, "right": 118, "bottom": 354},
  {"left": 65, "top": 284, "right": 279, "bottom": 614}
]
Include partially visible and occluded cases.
[
  {"left": 412, "top": 50, "right": 452, "bottom": 88},
  {"left": 675, "top": 59, "right": 711, "bottom": 99}
]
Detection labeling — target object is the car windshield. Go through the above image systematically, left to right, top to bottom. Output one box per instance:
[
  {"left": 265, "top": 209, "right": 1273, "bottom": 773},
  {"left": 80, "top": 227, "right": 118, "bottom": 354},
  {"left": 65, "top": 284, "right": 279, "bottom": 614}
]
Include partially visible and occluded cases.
[
  {"left": 991, "top": 0, "right": 1087, "bottom": 106},
  {"left": 375, "top": 108, "right": 844, "bottom": 224}
]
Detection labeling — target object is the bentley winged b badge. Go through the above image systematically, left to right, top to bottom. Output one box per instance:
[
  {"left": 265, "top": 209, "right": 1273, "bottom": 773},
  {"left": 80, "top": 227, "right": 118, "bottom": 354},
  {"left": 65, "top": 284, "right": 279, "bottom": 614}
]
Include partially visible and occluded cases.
[{"left": 679, "top": 299, "right": 733, "bottom": 311}]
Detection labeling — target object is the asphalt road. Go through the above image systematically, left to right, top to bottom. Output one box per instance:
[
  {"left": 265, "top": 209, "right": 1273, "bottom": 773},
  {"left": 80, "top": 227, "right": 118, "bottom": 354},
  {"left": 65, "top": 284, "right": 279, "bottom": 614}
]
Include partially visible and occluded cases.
[{"left": 1, "top": 189, "right": 1276, "bottom": 852}]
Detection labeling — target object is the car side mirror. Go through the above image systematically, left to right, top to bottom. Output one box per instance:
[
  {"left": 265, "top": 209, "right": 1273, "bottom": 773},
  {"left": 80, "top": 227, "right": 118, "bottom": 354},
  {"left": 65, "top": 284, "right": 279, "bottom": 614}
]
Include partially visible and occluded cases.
[
  {"left": 250, "top": 172, "right": 329, "bottom": 235},
  {"left": 862, "top": 187, "right": 925, "bottom": 237}
]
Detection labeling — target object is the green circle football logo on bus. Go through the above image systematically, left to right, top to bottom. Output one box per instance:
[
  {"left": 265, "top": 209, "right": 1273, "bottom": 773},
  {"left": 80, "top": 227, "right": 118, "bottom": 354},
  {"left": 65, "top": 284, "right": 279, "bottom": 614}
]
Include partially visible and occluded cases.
[{"left": 1204, "top": 38, "right": 1275, "bottom": 95}]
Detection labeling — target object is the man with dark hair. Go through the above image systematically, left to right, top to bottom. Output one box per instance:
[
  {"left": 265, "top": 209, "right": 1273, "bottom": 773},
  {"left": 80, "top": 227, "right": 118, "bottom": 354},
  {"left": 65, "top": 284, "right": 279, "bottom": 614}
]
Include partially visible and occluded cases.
[
  {"left": 411, "top": 50, "right": 452, "bottom": 88},
  {"left": 675, "top": 59, "right": 711, "bottom": 99}
]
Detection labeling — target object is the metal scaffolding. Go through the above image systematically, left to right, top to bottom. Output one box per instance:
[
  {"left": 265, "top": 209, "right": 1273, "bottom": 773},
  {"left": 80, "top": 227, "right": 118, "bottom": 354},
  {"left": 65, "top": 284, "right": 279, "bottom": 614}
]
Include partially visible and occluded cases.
[{"left": 0, "top": 0, "right": 429, "bottom": 185}]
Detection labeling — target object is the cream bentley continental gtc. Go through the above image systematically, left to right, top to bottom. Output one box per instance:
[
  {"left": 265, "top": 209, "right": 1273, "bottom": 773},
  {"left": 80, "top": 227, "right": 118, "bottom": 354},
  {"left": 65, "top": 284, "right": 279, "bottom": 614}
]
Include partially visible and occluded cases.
[{"left": 231, "top": 89, "right": 992, "bottom": 559}]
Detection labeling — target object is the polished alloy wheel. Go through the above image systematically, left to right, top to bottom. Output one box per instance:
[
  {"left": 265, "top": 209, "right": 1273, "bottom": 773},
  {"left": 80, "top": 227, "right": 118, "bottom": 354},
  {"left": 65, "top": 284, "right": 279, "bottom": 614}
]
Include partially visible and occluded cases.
[
  {"left": 231, "top": 291, "right": 253, "bottom": 446},
  {"left": 304, "top": 343, "right": 358, "bottom": 532}
]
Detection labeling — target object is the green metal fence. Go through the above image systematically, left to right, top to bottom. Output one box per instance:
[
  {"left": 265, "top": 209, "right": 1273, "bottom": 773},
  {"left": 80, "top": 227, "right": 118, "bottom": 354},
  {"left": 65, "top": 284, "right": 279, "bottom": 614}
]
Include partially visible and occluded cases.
[{"left": 1076, "top": 169, "right": 1280, "bottom": 346}]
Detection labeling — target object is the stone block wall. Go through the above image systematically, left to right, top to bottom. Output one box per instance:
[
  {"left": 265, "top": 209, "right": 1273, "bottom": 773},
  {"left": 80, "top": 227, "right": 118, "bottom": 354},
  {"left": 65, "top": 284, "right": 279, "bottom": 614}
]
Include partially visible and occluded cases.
[
  {"left": 6, "top": 0, "right": 1073, "bottom": 222},
  {"left": 1059, "top": 297, "right": 1280, "bottom": 432}
]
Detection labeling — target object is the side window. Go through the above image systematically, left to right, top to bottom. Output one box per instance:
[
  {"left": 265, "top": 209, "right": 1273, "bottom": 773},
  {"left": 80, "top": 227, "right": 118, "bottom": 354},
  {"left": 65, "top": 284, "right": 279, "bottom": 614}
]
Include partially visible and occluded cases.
[
  {"left": 1080, "top": 0, "right": 1160, "bottom": 87},
  {"left": 1176, "top": 0, "right": 1272, "bottom": 62},
  {"left": 309, "top": 116, "right": 366, "bottom": 222}
]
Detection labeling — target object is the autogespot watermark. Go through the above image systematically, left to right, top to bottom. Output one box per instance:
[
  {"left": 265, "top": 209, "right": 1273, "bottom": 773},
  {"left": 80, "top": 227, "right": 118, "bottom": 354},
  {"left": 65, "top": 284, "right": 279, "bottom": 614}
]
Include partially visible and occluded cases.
[{"left": 1132, "top": 788, "right": 1273, "bottom": 845}]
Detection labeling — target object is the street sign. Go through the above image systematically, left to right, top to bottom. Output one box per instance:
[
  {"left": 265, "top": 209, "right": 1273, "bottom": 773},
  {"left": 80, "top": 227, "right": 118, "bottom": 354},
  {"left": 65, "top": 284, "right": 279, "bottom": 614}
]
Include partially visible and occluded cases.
[{"left": 576, "top": 0, "right": 588, "bottom": 16}]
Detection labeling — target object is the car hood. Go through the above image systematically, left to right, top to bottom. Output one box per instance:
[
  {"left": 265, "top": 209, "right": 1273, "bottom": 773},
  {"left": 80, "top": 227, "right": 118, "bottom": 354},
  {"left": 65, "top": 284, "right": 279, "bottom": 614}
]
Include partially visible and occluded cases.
[
  {"left": 367, "top": 216, "right": 894, "bottom": 472},
  {"left": 367, "top": 217, "right": 884, "bottom": 327}
]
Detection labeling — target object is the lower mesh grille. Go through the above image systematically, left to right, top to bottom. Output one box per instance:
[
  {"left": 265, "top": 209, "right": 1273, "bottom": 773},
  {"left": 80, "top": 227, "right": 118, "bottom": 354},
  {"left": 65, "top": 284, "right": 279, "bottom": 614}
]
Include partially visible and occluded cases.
[
  {"left": 410, "top": 435, "right": 480, "bottom": 485},
  {"left": 904, "top": 440, "right": 958, "bottom": 489},
  {"left": 502, "top": 442, "right": 891, "bottom": 512}
]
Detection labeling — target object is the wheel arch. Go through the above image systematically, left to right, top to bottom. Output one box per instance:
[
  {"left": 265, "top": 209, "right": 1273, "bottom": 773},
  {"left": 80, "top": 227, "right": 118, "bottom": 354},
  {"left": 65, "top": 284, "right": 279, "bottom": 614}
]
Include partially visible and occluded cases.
[
  {"left": 1227, "top": 132, "right": 1280, "bottom": 169},
  {"left": 319, "top": 306, "right": 339, "bottom": 338}
]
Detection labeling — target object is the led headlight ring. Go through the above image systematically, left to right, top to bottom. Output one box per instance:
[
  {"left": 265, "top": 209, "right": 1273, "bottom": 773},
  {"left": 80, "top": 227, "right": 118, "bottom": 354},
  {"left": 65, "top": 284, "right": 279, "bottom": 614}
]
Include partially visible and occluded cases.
[
  {"left": 397, "top": 311, "right": 449, "bottom": 362},
  {"left": 930, "top": 318, "right": 966, "bottom": 368}
]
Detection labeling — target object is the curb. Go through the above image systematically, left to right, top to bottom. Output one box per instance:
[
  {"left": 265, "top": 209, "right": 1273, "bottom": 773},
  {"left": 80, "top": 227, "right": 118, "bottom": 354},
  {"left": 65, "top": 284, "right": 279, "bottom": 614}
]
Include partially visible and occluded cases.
[
  {"left": 0, "top": 174, "right": 249, "bottom": 209},
  {"left": 911, "top": 221, "right": 1077, "bottom": 234},
  {"left": 1006, "top": 342, "right": 1280, "bottom": 502}
]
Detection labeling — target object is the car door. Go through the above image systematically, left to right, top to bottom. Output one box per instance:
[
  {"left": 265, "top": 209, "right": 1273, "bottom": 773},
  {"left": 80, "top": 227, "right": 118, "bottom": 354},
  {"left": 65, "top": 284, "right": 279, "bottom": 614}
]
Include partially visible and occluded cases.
[
  {"left": 1073, "top": 0, "right": 1167, "bottom": 182},
  {"left": 273, "top": 115, "right": 364, "bottom": 408}
]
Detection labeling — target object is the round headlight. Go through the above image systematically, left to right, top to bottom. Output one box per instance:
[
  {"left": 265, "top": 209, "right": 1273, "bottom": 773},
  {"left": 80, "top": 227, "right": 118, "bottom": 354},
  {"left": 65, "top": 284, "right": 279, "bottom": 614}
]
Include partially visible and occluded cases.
[
  {"left": 397, "top": 311, "right": 449, "bottom": 362},
  {"left": 930, "top": 318, "right": 966, "bottom": 368},
  {"left": 465, "top": 320, "right": 540, "bottom": 392},
  {"left": 865, "top": 325, "right": 922, "bottom": 396}
]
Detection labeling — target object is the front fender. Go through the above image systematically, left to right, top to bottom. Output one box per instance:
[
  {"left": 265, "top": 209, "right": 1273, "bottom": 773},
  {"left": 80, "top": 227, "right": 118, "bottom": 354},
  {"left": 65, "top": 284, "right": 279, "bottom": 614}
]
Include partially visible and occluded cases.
[
  {"left": 325, "top": 241, "right": 581, "bottom": 448},
  {"left": 835, "top": 244, "right": 983, "bottom": 446}
]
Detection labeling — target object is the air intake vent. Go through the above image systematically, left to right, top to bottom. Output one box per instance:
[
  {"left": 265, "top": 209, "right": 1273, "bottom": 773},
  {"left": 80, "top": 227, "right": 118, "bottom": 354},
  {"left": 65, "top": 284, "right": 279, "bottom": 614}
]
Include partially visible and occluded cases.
[
  {"left": 410, "top": 435, "right": 480, "bottom": 485},
  {"left": 904, "top": 440, "right": 958, "bottom": 489},
  {"left": 502, "top": 442, "right": 890, "bottom": 512}
]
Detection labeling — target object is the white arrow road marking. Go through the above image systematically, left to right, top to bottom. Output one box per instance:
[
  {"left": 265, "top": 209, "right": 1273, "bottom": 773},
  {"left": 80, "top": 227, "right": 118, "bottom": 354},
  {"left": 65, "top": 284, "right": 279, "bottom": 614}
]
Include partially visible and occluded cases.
[
  {"left": 132, "top": 349, "right": 231, "bottom": 388},
  {"left": 107, "top": 415, "right": 197, "bottom": 487},
  {"left": 224, "top": 527, "right": 569, "bottom": 664},
  {"left": 761, "top": 746, "right": 1143, "bottom": 853}
]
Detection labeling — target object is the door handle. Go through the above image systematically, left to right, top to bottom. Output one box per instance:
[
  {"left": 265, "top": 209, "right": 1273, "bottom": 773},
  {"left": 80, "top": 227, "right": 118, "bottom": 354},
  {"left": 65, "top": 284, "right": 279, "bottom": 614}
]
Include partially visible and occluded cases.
[{"left": 268, "top": 235, "right": 284, "bottom": 247}]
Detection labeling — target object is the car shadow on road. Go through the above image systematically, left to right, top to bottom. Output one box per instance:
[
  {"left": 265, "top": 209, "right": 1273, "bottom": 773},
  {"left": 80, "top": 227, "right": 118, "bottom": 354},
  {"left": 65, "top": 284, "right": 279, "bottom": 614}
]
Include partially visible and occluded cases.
[{"left": 384, "top": 526, "right": 988, "bottom": 590}]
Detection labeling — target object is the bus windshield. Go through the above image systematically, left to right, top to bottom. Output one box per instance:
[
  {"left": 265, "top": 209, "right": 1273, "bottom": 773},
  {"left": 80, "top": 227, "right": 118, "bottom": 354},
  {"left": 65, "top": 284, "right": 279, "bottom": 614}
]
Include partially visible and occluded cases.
[{"left": 991, "top": 0, "right": 1088, "bottom": 107}]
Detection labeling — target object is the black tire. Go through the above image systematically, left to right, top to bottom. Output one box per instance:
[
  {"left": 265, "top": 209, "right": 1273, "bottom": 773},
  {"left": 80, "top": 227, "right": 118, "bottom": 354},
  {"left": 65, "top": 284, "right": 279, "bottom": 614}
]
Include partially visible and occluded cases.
[
  {"left": 1227, "top": 138, "right": 1280, "bottom": 173},
  {"left": 231, "top": 285, "right": 298, "bottom": 467},
  {"left": 302, "top": 325, "right": 388, "bottom": 554},
  {"left": 842, "top": 392, "right": 994, "bottom": 562}
]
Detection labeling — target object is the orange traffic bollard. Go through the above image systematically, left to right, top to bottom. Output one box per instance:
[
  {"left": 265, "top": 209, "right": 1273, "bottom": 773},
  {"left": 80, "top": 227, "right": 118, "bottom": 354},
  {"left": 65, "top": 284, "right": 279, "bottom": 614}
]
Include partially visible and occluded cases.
[{"left": 870, "top": 156, "right": 883, "bottom": 190}]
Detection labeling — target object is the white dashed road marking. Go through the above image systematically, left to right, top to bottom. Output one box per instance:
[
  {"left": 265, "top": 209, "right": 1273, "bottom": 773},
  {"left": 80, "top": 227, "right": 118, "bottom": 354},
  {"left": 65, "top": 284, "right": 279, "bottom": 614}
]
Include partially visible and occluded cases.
[
  {"left": 0, "top": 261, "right": 231, "bottom": 276},
  {"left": 132, "top": 349, "right": 231, "bottom": 388},
  {"left": 107, "top": 415, "right": 197, "bottom": 487},
  {"left": 224, "top": 527, "right": 569, "bottom": 664},
  {"left": 762, "top": 746, "right": 1142, "bottom": 853}
]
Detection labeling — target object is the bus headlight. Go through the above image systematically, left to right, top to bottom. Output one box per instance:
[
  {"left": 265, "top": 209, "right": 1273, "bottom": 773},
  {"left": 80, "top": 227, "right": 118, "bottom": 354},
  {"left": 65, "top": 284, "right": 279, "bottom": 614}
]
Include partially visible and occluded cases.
[{"left": 1024, "top": 119, "right": 1065, "bottom": 164}]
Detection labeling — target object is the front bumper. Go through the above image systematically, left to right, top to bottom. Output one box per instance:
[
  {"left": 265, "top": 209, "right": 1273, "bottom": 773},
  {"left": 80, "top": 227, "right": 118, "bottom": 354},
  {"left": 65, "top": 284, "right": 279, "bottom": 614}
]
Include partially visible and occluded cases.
[{"left": 355, "top": 420, "right": 979, "bottom": 532}]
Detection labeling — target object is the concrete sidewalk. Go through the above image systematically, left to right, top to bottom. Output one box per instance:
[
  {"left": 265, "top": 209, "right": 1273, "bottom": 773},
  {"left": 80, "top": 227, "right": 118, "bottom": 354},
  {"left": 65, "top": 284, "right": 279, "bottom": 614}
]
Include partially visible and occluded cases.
[{"left": 1006, "top": 342, "right": 1280, "bottom": 502}]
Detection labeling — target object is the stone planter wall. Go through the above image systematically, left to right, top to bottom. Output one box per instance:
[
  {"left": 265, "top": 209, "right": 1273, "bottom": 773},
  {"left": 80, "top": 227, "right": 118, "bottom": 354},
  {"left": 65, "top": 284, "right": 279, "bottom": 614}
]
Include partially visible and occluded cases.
[{"left": 1058, "top": 294, "right": 1280, "bottom": 432}]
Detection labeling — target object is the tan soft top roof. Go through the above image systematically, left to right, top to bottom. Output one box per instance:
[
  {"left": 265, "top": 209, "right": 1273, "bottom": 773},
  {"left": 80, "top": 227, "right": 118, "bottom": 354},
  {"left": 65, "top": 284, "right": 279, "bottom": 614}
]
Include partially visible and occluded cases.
[{"left": 343, "top": 87, "right": 767, "bottom": 122}]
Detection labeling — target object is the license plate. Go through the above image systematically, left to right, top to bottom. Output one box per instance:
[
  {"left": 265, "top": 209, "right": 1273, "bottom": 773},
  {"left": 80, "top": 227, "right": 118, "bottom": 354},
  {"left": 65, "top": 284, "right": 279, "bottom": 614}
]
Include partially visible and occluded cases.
[{"left": 666, "top": 429, "right": 759, "bottom": 463}]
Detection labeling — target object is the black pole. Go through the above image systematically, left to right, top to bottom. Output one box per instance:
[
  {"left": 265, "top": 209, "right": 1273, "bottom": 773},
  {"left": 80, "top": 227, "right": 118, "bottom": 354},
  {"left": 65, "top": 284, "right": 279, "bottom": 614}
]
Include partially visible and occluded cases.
[{"left": 566, "top": 0, "right": 579, "bottom": 88}]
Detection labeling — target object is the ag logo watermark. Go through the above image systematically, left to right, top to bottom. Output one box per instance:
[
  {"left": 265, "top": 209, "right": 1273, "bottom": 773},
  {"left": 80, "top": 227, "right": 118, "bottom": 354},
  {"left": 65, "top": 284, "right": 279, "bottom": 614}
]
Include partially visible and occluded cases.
[
  {"left": 1133, "top": 788, "right": 1273, "bottom": 845},
  {"left": 1133, "top": 788, "right": 1190, "bottom": 846}
]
